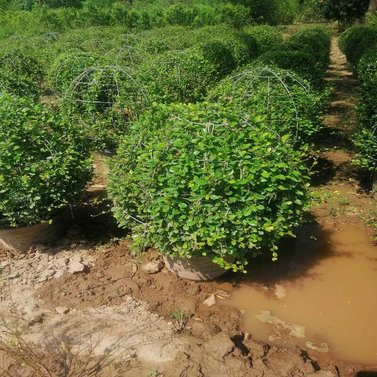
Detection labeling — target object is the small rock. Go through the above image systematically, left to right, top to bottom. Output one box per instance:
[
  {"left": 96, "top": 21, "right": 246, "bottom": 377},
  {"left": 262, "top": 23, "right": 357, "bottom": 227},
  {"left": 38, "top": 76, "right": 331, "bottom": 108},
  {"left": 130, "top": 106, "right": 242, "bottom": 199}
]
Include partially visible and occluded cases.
[
  {"left": 68, "top": 261, "right": 86, "bottom": 274},
  {"left": 142, "top": 261, "right": 164, "bottom": 274},
  {"left": 131, "top": 263, "right": 138, "bottom": 274},
  {"left": 37, "top": 269, "right": 56, "bottom": 283},
  {"left": 54, "top": 270, "right": 65, "bottom": 279},
  {"left": 8, "top": 272, "right": 20, "bottom": 279},
  {"left": 274, "top": 284, "right": 287, "bottom": 299},
  {"left": 203, "top": 294, "right": 216, "bottom": 307},
  {"left": 56, "top": 307, "right": 70, "bottom": 315},
  {"left": 27, "top": 312, "right": 46, "bottom": 326},
  {"left": 204, "top": 332, "right": 234, "bottom": 360},
  {"left": 305, "top": 341, "right": 330, "bottom": 353}
]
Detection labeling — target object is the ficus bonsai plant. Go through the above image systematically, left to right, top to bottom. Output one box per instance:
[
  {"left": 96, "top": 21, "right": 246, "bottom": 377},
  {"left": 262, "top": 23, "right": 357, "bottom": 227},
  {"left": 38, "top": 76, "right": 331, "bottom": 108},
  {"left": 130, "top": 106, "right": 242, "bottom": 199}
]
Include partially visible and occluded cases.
[
  {"left": 0, "top": 93, "right": 92, "bottom": 229},
  {"left": 108, "top": 102, "right": 311, "bottom": 272}
]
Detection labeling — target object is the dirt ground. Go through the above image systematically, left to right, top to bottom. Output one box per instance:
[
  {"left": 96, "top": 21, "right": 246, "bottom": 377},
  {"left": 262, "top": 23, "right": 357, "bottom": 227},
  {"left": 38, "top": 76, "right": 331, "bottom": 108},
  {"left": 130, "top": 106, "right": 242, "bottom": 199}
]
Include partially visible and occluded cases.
[{"left": 0, "top": 37, "right": 376, "bottom": 377}]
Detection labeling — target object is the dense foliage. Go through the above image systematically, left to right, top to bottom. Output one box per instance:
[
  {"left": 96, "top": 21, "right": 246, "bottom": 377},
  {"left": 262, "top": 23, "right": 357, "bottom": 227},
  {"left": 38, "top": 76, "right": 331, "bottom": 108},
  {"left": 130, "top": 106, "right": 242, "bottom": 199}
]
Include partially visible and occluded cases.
[
  {"left": 245, "top": 0, "right": 299, "bottom": 25},
  {"left": 297, "top": 0, "right": 324, "bottom": 21},
  {"left": 319, "top": 0, "right": 370, "bottom": 27},
  {"left": 0, "top": 1, "right": 251, "bottom": 37},
  {"left": 0, "top": 2, "right": 325, "bottom": 269},
  {"left": 339, "top": 24, "right": 377, "bottom": 174},
  {"left": 244, "top": 25, "right": 283, "bottom": 55},
  {"left": 338, "top": 25, "right": 377, "bottom": 67},
  {"left": 258, "top": 27, "right": 331, "bottom": 87},
  {"left": 285, "top": 27, "right": 331, "bottom": 70},
  {"left": 354, "top": 47, "right": 377, "bottom": 172},
  {"left": 137, "top": 48, "right": 223, "bottom": 104},
  {"left": 0, "top": 49, "right": 43, "bottom": 99},
  {"left": 258, "top": 50, "right": 323, "bottom": 87},
  {"left": 48, "top": 51, "right": 103, "bottom": 94},
  {"left": 62, "top": 65, "right": 149, "bottom": 150},
  {"left": 208, "top": 66, "right": 327, "bottom": 147},
  {"left": 0, "top": 94, "right": 92, "bottom": 228},
  {"left": 108, "top": 102, "right": 310, "bottom": 271}
]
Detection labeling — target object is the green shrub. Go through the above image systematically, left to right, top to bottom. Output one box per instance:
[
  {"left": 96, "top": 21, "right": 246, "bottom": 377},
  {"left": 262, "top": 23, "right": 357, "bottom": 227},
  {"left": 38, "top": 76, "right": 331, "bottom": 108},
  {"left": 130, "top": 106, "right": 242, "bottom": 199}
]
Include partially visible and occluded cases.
[
  {"left": 248, "top": 0, "right": 299, "bottom": 25},
  {"left": 298, "top": 0, "right": 324, "bottom": 22},
  {"left": 319, "top": 0, "right": 369, "bottom": 27},
  {"left": 165, "top": 3, "right": 194, "bottom": 26},
  {"left": 217, "top": 3, "right": 250, "bottom": 28},
  {"left": 192, "top": 4, "right": 217, "bottom": 27},
  {"left": 366, "top": 11, "right": 377, "bottom": 26},
  {"left": 192, "top": 25, "right": 259, "bottom": 66},
  {"left": 244, "top": 25, "right": 283, "bottom": 55},
  {"left": 339, "top": 25, "right": 377, "bottom": 67},
  {"left": 130, "top": 26, "right": 195, "bottom": 54},
  {"left": 286, "top": 27, "right": 331, "bottom": 70},
  {"left": 201, "top": 41, "right": 237, "bottom": 76},
  {"left": 354, "top": 47, "right": 377, "bottom": 172},
  {"left": 137, "top": 48, "right": 221, "bottom": 104},
  {"left": 0, "top": 49, "right": 43, "bottom": 99},
  {"left": 257, "top": 49, "right": 324, "bottom": 87},
  {"left": 48, "top": 51, "right": 103, "bottom": 95},
  {"left": 62, "top": 65, "right": 149, "bottom": 150},
  {"left": 208, "top": 65, "right": 327, "bottom": 147},
  {"left": 0, "top": 93, "right": 92, "bottom": 228},
  {"left": 108, "top": 102, "right": 310, "bottom": 271}
]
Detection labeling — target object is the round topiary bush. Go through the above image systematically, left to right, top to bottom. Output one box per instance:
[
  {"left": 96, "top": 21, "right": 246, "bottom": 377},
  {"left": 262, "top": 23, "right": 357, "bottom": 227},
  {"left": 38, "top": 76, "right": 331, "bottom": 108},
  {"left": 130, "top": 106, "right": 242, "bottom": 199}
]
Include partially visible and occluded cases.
[
  {"left": 193, "top": 25, "right": 259, "bottom": 66},
  {"left": 244, "top": 25, "right": 283, "bottom": 55},
  {"left": 339, "top": 25, "right": 377, "bottom": 67},
  {"left": 286, "top": 27, "right": 331, "bottom": 71},
  {"left": 201, "top": 41, "right": 237, "bottom": 76},
  {"left": 354, "top": 47, "right": 377, "bottom": 172},
  {"left": 137, "top": 48, "right": 221, "bottom": 103},
  {"left": 0, "top": 49, "right": 43, "bottom": 99},
  {"left": 257, "top": 49, "right": 324, "bottom": 87},
  {"left": 48, "top": 51, "right": 103, "bottom": 94},
  {"left": 62, "top": 65, "right": 149, "bottom": 151},
  {"left": 208, "top": 65, "right": 327, "bottom": 147},
  {"left": 0, "top": 93, "right": 92, "bottom": 228},
  {"left": 108, "top": 102, "right": 310, "bottom": 271}
]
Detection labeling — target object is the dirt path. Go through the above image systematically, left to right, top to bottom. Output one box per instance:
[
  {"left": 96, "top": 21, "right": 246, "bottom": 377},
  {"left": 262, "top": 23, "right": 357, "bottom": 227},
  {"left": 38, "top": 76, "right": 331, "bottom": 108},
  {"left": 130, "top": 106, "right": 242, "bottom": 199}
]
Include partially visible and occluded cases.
[{"left": 312, "top": 37, "right": 376, "bottom": 234}]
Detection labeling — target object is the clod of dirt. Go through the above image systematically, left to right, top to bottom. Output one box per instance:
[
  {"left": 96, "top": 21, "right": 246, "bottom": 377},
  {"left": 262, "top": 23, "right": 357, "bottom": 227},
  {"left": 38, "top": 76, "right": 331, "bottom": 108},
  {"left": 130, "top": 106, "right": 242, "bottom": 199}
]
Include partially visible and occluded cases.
[
  {"left": 68, "top": 260, "right": 87, "bottom": 273},
  {"left": 142, "top": 260, "right": 164, "bottom": 274},
  {"left": 274, "top": 284, "right": 287, "bottom": 299},
  {"left": 203, "top": 294, "right": 216, "bottom": 307},
  {"left": 55, "top": 306, "right": 70, "bottom": 314},
  {"left": 204, "top": 332, "right": 234, "bottom": 360},
  {"left": 306, "top": 341, "right": 330, "bottom": 353},
  {"left": 263, "top": 348, "right": 316, "bottom": 376}
]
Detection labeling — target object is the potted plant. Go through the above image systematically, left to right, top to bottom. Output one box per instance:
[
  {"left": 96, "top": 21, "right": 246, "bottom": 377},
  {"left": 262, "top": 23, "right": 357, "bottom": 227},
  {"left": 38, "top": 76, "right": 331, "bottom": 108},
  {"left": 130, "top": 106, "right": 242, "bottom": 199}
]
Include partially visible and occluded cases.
[
  {"left": 0, "top": 93, "right": 92, "bottom": 252},
  {"left": 108, "top": 102, "right": 310, "bottom": 280}
]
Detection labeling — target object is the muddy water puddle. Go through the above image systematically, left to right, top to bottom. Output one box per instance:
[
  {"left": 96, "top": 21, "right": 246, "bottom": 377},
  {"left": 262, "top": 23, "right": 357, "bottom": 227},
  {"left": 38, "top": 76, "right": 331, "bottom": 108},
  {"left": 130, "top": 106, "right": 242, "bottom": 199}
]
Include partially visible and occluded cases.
[{"left": 229, "top": 222, "right": 377, "bottom": 366}]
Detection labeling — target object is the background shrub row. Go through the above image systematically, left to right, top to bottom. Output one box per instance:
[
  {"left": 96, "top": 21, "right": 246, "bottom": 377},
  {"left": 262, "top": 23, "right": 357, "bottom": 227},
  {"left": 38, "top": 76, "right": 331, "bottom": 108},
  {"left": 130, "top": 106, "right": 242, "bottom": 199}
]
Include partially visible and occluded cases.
[
  {"left": 0, "top": 19, "right": 332, "bottom": 269},
  {"left": 340, "top": 25, "right": 377, "bottom": 173}
]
